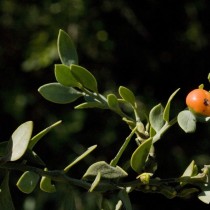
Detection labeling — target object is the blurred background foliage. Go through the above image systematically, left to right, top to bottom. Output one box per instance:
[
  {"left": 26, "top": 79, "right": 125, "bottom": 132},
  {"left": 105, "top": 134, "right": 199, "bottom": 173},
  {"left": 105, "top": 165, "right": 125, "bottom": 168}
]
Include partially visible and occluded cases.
[{"left": 1, "top": 0, "right": 210, "bottom": 209}]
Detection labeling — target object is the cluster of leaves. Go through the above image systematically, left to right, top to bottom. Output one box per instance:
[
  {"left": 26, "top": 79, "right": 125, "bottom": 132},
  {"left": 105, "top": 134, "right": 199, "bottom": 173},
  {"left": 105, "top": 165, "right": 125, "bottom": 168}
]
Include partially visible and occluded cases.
[{"left": 1, "top": 29, "right": 210, "bottom": 210}]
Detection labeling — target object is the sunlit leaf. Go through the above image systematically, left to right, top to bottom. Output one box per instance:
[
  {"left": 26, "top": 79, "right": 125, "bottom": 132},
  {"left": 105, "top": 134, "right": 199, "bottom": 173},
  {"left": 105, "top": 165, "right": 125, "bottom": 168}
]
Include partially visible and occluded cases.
[
  {"left": 57, "top": 29, "right": 78, "bottom": 65},
  {"left": 55, "top": 64, "right": 81, "bottom": 87},
  {"left": 70, "top": 64, "right": 98, "bottom": 92},
  {"left": 38, "top": 83, "right": 83, "bottom": 104},
  {"left": 118, "top": 86, "right": 136, "bottom": 107},
  {"left": 107, "top": 93, "right": 122, "bottom": 113},
  {"left": 75, "top": 102, "right": 107, "bottom": 109},
  {"left": 149, "top": 103, "right": 165, "bottom": 132},
  {"left": 177, "top": 110, "right": 196, "bottom": 133},
  {"left": 29, "top": 120, "right": 62, "bottom": 149},
  {"left": 7, "top": 121, "right": 33, "bottom": 161},
  {"left": 130, "top": 138, "right": 152, "bottom": 173},
  {"left": 64, "top": 145, "right": 97, "bottom": 173},
  {"left": 83, "top": 161, "right": 128, "bottom": 179},
  {"left": 16, "top": 171, "right": 40, "bottom": 194},
  {"left": 89, "top": 172, "right": 101, "bottom": 192}
]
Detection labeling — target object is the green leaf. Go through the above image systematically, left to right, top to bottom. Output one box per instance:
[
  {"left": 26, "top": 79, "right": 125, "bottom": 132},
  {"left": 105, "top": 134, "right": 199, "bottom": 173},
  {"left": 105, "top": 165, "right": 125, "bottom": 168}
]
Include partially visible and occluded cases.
[
  {"left": 57, "top": 29, "right": 78, "bottom": 65},
  {"left": 55, "top": 64, "right": 81, "bottom": 87},
  {"left": 70, "top": 64, "right": 98, "bottom": 92},
  {"left": 38, "top": 83, "right": 83, "bottom": 104},
  {"left": 119, "top": 86, "right": 136, "bottom": 107},
  {"left": 163, "top": 88, "right": 180, "bottom": 122},
  {"left": 107, "top": 93, "right": 122, "bottom": 113},
  {"left": 75, "top": 102, "right": 107, "bottom": 109},
  {"left": 149, "top": 103, "right": 165, "bottom": 132},
  {"left": 177, "top": 110, "right": 196, "bottom": 133},
  {"left": 29, "top": 120, "right": 62, "bottom": 149},
  {"left": 6, "top": 121, "right": 33, "bottom": 161},
  {"left": 130, "top": 138, "right": 152, "bottom": 173},
  {"left": 0, "top": 141, "right": 8, "bottom": 157},
  {"left": 64, "top": 145, "right": 97, "bottom": 173},
  {"left": 24, "top": 149, "right": 45, "bottom": 166},
  {"left": 181, "top": 160, "right": 197, "bottom": 177},
  {"left": 83, "top": 161, "right": 128, "bottom": 179},
  {"left": 40, "top": 169, "right": 56, "bottom": 193},
  {"left": 16, "top": 171, "right": 40, "bottom": 194},
  {"left": 89, "top": 172, "right": 101, "bottom": 192},
  {"left": 0, "top": 173, "right": 15, "bottom": 210},
  {"left": 118, "top": 189, "right": 132, "bottom": 210}
]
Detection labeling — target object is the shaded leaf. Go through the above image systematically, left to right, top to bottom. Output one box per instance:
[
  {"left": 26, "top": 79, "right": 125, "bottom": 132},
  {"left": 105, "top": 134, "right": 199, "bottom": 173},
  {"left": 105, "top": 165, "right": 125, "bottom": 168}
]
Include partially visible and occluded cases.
[
  {"left": 57, "top": 29, "right": 78, "bottom": 66},
  {"left": 55, "top": 64, "right": 81, "bottom": 87},
  {"left": 70, "top": 64, "right": 98, "bottom": 92},
  {"left": 38, "top": 83, "right": 82, "bottom": 104},
  {"left": 119, "top": 86, "right": 136, "bottom": 107},
  {"left": 163, "top": 88, "right": 180, "bottom": 122},
  {"left": 107, "top": 93, "right": 122, "bottom": 113},
  {"left": 149, "top": 103, "right": 165, "bottom": 132},
  {"left": 178, "top": 110, "right": 196, "bottom": 133},
  {"left": 29, "top": 120, "right": 62, "bottom": 149},
  {"left": 7, "top": 121, "right": 33, "bottom": 161},
  {"left": 130, "top": 138, "right": 152, "bottom": 173},
  {"left": 83, "top": 161, "right": 128, "bottom": 179},
  {"left": 40, "top": 169, "right": 56, "bottom": 193},
  {"left": 16, "top": 171, "right": 39, "bottom": 194},
  {"left": 0, "top": 173, "right": 15, "bottom": 210},
  {"left": 118, "top": 189, "right": 132, "bottom": 210}
]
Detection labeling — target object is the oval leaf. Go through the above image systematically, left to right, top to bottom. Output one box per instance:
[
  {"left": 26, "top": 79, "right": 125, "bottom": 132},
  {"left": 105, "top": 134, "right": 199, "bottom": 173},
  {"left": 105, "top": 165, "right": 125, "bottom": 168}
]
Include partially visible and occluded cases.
[
  {"left": 57, "top": 29, "right": 78, "bottom": 65},
  {"left": 55, "top": 64, "right": 81, "bottom": 88},
  {"left": 70, "top": 64, "right": 98, "bottom": 92},
  {"left": 38, "top": 83, "right": 82, "bottom": 104},
  {"left": 119, "top": 86, "right": 136, "bottom": 107},
  {"left": 107, "top": 93, "right": 121, "bottom": 112},
  {"left": 149, "top": 103, "right": 165, "bottom": 132},
  {"left": 177, "top": 110, "right": 196, "bottom": 133},
  {"left": 8, "top": 121, "right": 33, "bottom": 161},
  {"left": 130, "top": 138, "right": 152, "bottom": 173},
  {"left": 83, "top": 161, "right": 128, "bottom": 179},
  {"left": 16, "top": 171, "right": 39, "bottom": 194}
]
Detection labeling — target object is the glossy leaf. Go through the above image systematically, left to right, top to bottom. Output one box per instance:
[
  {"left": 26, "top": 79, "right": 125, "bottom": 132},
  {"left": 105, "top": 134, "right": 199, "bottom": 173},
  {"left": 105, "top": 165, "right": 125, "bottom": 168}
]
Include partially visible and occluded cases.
[
  {"left": 57, "top": 29, "right": 78, "bottom": 66},
  {"left": 55, "top": 64, "right": 81, "bottom": 88},
  {"left": 70, "top": 64, "right": 98, "bottom": 92},
  {"left": 38, "top": 83, "right": 83, "bottom": 104},
  {"left": 119, "top": 86, "right": 136, "bottom": 107},
  {"left": 163, "top": 88, "right": 180, "bottom": 122},
  {"left": 149, "top": 103, "right": 165, "bottom": 132},
  {"left": 177, "top": 110, "right": 196, "bottom": 133},
  {"left": 29, "top": 120, "right": 62, "bottom": 149},
  {"left": 7, "top": 121, "right": 33, "bottom": 161},
  {"left": 130, "top": 138, "right": 152, "bottom": 173},
  {"left": 64, "top": 145, "right": 97, "bottom": 173},
  {"left": 83, "top": 161, "right": 128, "bottom": 179},
  {"left": 40, "top": 169, "right": 56, "bottom": 193},
  {"left": 16, "top": 171, "right": 39, "bottom": 194},
  {"left": 0, "top": 173, "right": 15, "bottom": 210},
  {"left": 118, "top": 189, "right": 132, "bottom": 210}
]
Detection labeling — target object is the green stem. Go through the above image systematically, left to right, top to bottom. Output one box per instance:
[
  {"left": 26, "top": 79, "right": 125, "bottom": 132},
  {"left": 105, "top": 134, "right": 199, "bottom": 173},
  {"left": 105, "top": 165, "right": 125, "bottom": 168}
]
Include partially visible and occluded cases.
[{"left": 110, "top": 126, "right": 137, "bottom": 167}]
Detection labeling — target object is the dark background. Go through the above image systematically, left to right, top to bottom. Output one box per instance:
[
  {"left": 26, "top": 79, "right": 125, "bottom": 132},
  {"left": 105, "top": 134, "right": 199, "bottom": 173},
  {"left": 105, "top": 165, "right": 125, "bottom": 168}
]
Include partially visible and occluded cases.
[{"left": 1, "top": 0, "right": 210, "bottom": 209}]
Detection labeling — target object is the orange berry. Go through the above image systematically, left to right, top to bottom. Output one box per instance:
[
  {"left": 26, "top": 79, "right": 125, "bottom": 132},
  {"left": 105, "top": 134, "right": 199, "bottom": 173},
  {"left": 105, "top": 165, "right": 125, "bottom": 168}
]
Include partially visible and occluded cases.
[{"left": 186, "top": 89, "right": 210, "bottom": 116}]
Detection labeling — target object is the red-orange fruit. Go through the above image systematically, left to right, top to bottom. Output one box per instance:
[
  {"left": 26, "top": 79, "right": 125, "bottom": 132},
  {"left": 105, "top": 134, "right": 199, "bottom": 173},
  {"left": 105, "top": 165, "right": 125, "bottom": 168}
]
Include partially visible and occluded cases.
[{"left": 186, "top": 89, "right": 210, "bottom": 116}]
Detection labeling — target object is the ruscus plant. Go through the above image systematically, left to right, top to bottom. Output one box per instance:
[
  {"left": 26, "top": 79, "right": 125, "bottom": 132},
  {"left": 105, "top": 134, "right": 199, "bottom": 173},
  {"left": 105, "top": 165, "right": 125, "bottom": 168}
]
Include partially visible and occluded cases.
[{"left": 1, "top": 29, "right": 210, "bottom": 210}]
